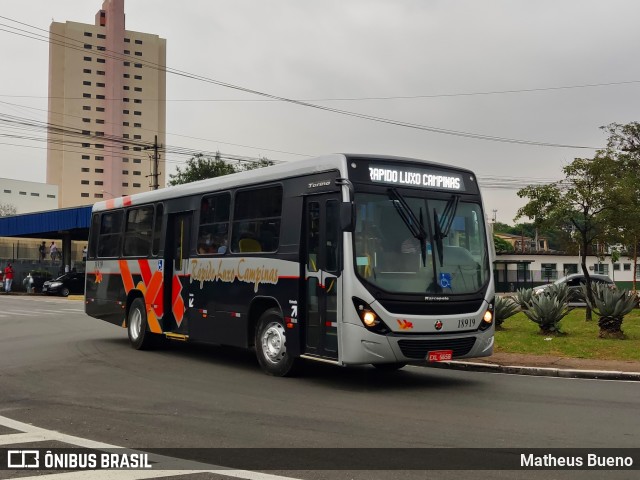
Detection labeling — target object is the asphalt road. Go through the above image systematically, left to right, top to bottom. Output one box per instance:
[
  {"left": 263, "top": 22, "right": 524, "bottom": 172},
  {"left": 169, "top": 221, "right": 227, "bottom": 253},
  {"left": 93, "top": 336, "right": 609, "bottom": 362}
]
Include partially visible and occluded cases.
[{"left": 0, "top": 296, "right": 639, "bottom": 480}]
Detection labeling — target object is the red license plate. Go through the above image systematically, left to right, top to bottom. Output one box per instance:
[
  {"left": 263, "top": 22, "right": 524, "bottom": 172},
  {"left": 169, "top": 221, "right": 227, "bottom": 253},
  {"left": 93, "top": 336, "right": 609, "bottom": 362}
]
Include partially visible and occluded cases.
[{"left": 427, "top": 350, "right": 453, "bottom": 362}]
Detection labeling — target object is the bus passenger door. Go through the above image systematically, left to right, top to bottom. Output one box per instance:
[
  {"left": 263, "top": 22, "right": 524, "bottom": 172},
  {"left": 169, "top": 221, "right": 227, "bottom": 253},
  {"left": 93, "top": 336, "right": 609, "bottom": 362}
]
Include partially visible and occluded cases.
[
  {"left": 304, "top": 195, "right": 341, "bottom": 360},
  {"left": 164, "top": 212, "right": 191, "bottom": 334}
]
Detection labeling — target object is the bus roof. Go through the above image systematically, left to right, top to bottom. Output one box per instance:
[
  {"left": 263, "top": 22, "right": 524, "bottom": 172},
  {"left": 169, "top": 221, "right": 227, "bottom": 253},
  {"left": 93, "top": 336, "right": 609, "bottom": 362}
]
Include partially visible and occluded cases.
[{"left": 91, "top": 153, "right": 475, "bottom": 212}]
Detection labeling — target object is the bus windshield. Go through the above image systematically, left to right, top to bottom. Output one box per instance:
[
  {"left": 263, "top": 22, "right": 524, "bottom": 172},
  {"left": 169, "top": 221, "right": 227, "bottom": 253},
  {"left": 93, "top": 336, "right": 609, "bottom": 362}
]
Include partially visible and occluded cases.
[{"left": 353, "top": 190, "right": 490, "bottom": 295}]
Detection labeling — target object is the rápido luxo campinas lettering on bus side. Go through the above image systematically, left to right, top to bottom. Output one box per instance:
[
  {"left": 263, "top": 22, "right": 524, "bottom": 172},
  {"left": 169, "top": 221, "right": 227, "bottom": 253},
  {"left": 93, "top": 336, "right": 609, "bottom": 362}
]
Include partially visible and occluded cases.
[{"left": 190, "top": 258, "right": 281, "bottom": 293}]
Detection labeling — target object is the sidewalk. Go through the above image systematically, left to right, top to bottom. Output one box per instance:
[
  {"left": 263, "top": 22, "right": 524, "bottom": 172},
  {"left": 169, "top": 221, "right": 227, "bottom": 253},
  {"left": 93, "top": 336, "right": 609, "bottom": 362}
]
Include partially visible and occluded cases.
[{"left": 431, "top": 352, "right": 640, "bottom": 381}]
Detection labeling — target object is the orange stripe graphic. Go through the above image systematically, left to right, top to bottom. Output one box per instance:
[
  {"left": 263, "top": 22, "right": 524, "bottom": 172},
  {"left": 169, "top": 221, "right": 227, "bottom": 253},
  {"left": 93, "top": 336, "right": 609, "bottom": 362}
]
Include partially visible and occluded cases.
[{"left": 119, "top": 260, "right": 134, "bottom": 293}]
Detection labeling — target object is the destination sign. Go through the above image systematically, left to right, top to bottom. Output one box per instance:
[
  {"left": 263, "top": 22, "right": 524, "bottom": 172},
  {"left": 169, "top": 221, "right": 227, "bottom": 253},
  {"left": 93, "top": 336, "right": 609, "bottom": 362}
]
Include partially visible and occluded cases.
[{"left": 368, "top": 165, "right": 466, "bottom": 191}]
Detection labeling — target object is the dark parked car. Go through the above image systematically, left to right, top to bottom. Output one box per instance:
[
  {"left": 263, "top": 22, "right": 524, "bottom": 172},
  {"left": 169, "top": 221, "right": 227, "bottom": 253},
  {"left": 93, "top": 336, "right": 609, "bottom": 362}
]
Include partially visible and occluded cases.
[
  {"left": 29, "top": 270, "right": 52, "bottom": 293},
  {"left": 42, "top": 272, "right": 85, "bottom": 297},
  {"left": 533, "top": 273, "right": 614, "bottom": 306}
]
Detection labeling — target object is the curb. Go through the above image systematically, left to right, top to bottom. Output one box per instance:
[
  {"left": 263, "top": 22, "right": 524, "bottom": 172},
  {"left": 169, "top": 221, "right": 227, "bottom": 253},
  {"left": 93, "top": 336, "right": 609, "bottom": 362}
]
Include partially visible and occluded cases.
[{"left": 427, "top": 360, "right": 640, "bottom": 381}]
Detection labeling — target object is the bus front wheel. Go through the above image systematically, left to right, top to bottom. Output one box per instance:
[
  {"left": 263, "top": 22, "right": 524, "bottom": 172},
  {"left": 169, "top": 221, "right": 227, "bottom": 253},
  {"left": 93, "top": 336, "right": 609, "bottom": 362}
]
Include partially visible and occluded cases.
[
  {"left": 128, "top": 297, "right": 155, "bottom": 350},
  {"left": 255, "top": 308, "right": 298, "bottom": 376}
]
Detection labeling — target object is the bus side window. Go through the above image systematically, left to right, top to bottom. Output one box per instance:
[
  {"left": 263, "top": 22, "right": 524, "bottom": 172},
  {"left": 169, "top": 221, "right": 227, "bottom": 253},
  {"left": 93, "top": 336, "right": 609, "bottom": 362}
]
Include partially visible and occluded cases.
[
  {"left": 231, "top": 186, "right": 282, "bottom": 253},
  {"left": 197, "top": 193, "right": 230, "bottom": 254},
  {"left": 152, "top": 203, "right": 163, "bottom": 256},
  {"left": 123, "top": 206, "right": 153, "bottom": 257},
  {"left": 97, "top": 211, "right": 124, "bottom": 258},
  {"left": 88, "top": 213, "right": 100, "bottom": 259}
]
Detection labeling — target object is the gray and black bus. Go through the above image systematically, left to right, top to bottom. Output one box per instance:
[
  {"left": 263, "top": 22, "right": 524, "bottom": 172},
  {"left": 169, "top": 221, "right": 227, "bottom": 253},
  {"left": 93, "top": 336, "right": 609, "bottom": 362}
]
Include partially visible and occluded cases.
[{"left": 85, "top": 154, "right": 495, "bottom": 376}]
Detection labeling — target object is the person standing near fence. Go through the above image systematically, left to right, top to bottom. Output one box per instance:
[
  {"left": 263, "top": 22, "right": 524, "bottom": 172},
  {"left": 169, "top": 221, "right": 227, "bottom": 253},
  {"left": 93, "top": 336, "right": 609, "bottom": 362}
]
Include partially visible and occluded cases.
[
  {"left": 39, "top": 241, "right": 46, "bottom": 262},
  {"left": 50, "top": 241, "right": 58, "bottom": 263},
  {"left": 4, "top": 263, "right": 14, "bottom": 293}
]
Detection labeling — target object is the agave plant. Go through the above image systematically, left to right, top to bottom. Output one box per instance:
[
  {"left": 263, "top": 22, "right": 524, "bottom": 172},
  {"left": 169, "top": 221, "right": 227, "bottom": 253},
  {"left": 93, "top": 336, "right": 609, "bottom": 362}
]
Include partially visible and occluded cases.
[
  {"left": 542, "top": 283, "right": 570, "bottom": 306},
  {"left": 581, "top": 283, "right": 636, "bottom": 339},
  {"left": 513, "top": 288, "right": 534, "bottom": 310},
  {"left": 522, "top": 294, "right": 570, "bottom": 334},
  {"left": 494, "top": 295, "right": 520, "bottom": 329}
]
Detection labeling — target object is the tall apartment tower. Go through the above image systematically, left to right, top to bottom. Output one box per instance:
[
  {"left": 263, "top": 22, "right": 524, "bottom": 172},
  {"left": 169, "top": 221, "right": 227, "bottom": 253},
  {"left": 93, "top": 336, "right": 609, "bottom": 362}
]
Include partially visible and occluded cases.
[{"left": 47, "top": 0, "right": 166, "bottom": 207}]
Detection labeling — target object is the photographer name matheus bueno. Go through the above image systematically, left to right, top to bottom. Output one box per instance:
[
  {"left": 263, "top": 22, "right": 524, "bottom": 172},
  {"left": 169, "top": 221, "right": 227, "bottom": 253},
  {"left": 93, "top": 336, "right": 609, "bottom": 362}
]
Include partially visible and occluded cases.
[{"left": 190, "top": 258, "right": 298, "bottom": 292}]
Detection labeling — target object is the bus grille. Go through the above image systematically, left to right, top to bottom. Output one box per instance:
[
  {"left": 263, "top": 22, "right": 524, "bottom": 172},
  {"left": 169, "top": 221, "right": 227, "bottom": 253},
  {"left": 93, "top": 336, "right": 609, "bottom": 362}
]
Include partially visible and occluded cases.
[
  {"left": 379, "top": 299, "right": 483, "bottom": 316},
  {"left": 397, "top": 337, "right": 476, "bottom": 359}
]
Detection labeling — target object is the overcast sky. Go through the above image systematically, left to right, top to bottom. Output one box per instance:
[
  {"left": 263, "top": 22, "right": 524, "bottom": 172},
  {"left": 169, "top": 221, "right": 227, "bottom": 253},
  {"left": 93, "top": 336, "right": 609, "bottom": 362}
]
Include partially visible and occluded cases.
[{"left": 1, "top": 0, "right": 639, "bottom": 224}]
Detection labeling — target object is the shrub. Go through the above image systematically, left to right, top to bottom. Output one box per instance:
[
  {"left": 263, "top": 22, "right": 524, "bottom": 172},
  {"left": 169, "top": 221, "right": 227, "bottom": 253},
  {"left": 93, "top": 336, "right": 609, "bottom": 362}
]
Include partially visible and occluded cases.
[
  {"left": 542, "top": 283, "right": 569, "bottom": 305},
  {"left": 582, "top": 283, "right": 636, "bottom": 339},
  {"left": 513, "top": 288, "right": 534, "bottom": 310},
  {"left": 522, "top": 294, "right": 570, "bottom": 335},
  {"left": 494, "top": 295, "right": 519, "bottom": 329}
]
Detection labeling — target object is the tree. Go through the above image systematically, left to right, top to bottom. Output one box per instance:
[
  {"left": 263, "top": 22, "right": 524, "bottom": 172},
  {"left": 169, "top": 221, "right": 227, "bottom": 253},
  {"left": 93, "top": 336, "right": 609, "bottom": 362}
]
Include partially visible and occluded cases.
[
  {"left": 600, "top": 122, "right": 640, "bottom": 290},
  {"left": 168, "top": 153, "right": 274, "bottom": 186},
  {"left": 168, "top": 153, "right": 236, "bottom": 186},
  {"left": 516, "top": 154, "right": 617, "bottom": 320},
  {"left": 240, "top": 156, "right": 275, "bottom": 171},
  {"left": 0, "top": 203, "right": 17, "bottom": 216}
]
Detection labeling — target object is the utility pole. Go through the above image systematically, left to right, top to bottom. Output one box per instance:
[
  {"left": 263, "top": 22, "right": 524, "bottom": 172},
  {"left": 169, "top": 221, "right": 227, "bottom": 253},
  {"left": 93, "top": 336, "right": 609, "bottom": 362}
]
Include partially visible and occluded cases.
[
  {"left": 145, "top": 135, "right": 162, "bottom": 190},
  {"left": 152, "top": 135, "right": 160, "bottom": 190}
]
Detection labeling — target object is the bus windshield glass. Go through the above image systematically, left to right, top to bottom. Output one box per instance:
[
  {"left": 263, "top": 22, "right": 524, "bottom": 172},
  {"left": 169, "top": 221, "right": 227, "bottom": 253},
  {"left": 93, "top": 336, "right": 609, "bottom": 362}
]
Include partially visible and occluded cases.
[{"left": 353, "top": 190, "right": 490, "bottom": 295}]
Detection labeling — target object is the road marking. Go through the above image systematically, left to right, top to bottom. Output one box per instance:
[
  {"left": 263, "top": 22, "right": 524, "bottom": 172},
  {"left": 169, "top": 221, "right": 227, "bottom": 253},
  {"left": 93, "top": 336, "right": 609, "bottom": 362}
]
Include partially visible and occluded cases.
[
  {"left": 0, "top": 415, "right": 301, "bottom": 480},
  {"left": 0, "top": 432, "right": 47, "bottom": 445}
]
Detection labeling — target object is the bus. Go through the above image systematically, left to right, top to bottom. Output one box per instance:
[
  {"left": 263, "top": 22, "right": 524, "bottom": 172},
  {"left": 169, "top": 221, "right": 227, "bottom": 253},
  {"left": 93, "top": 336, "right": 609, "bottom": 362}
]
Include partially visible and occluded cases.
[{"left": 85, "top": 154, "right": 495, "bottom": 376}]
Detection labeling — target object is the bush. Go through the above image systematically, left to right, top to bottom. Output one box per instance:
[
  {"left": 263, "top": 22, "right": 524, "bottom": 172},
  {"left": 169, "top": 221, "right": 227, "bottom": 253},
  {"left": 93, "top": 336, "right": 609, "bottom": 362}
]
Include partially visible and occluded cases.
[
  {"left": 542, "top": 283, "right": 569, "bottom": 305},
  {"left": 582, "top": 283, "right": 636, "bottom": 339},
  {"left": 513, "top": 288, "right": 534, "bottom": 310},
  {"left": 522, "top": 294, "right": 570, "bottom": 335},
  {"left": 494, "top": 295, "right": 519, "bottom": 329}
]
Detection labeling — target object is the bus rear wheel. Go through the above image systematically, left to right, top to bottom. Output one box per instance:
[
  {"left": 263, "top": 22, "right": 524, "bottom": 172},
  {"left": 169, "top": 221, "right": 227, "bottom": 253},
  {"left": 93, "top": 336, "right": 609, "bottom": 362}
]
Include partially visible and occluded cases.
[
  {"left": 128, "top": 297, "right": 156, "bottom": 350},
  {"left": 255, "top": 308, "right": 298, "bottom": 376}
]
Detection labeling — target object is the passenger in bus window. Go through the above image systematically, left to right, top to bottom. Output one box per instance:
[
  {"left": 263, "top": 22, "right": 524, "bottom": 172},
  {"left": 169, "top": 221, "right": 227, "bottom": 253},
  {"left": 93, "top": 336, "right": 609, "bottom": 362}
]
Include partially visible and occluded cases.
[{"left": 213, "top": 235, "right": 227, "bottom": 254}]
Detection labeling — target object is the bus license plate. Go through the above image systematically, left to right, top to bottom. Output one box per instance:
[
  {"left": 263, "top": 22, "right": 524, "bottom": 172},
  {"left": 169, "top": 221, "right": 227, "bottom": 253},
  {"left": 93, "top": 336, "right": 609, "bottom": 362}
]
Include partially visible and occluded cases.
[{"left": 427, "top": 350, "right": 452, "bottom": 362}]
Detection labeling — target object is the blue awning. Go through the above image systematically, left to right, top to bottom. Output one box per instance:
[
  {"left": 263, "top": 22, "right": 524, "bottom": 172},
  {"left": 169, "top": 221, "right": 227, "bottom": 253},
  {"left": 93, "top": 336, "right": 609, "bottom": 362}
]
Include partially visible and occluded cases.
[{"left": 0, "top": 206, "right": 92, "bottom": 239}]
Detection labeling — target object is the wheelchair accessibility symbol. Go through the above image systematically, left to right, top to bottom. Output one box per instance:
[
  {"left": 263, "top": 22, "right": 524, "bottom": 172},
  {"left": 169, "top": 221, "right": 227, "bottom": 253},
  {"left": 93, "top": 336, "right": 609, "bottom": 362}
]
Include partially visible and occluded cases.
[{"left": 439, "top": 273, "right": 452, "bottom": 289}]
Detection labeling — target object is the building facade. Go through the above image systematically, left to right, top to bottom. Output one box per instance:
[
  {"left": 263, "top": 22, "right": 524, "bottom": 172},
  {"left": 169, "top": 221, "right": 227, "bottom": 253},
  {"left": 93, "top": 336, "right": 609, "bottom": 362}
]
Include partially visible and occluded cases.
[
  {"left": 47, "top": 0, "right": 166, "bottom": 208},
  {"left": 0, "top": 178, "right": 58, "bottom": 214},
  {"left": 494, "top": 253, "right": 639, "bottom": 292}
]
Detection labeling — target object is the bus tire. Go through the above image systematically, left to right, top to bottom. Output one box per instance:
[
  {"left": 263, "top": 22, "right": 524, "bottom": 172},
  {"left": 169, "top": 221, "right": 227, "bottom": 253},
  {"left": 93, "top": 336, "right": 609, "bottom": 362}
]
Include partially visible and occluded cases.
[
  {"left": 128, "top": 297, "right": 155, "bottom": 350},
  {"left": 255, "top": 308, "right": 298, "bottom": 376},
  {"left": 373, "top": 362, "right": 407, "bottom": 371}
]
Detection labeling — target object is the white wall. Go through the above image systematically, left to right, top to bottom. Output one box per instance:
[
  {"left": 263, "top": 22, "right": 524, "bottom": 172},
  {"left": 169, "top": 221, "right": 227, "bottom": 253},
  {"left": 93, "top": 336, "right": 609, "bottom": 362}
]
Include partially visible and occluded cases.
[
  {"left": 0, "top": 178, "right": 59, "bottom": 214},
  {"left": 496, "top": 253, "right": 637, "bottom": 283}
]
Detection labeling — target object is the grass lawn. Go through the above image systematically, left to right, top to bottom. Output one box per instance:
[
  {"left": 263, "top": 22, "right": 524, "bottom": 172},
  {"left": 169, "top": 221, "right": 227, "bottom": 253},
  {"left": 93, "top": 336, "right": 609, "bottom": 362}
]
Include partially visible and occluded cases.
[{"left": 496, "top": 309, "right": 640, "bottom": 361}]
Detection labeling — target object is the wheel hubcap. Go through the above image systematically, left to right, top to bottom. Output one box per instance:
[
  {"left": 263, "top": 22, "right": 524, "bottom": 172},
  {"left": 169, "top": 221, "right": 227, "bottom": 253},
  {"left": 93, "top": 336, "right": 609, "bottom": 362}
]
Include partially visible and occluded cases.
[
  {"left": 130, "top": 308, "right": 142, "bottom": 340},
  {"left": 262, "top": 322, "right": 286, "bottom": 364}
]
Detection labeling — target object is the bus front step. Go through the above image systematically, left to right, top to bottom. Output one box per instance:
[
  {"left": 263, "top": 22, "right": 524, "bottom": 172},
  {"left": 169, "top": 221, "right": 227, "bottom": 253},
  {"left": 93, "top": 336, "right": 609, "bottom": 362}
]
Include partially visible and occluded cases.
[{"left": 164, "top": 332, "right": 189, "bottom": 342}]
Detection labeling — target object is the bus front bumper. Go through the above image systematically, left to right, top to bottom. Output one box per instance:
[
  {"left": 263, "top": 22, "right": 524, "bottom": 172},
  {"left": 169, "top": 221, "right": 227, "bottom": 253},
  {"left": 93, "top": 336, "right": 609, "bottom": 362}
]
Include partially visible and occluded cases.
[{"left": 340, "top": 322, "right": 494, "bottom": 365}]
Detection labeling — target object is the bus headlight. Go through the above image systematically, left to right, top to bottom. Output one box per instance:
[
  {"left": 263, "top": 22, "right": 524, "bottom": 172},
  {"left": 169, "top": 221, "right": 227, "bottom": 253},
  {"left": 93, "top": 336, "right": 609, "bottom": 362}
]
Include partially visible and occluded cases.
[
  {"left": 352, "top": 297, "right": 390, "bottom": 334},
  {"left": 479, "top": 301, "right": 494, "bottom": 331},
  {"left": 362, "top": 311, "right": 377, "bottom": 327}
]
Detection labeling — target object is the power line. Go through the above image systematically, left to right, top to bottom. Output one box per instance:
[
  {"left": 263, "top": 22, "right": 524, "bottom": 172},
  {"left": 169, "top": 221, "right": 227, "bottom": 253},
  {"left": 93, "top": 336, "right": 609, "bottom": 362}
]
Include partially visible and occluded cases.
[
  {"left": 0, "top": 15, "right": 603, "bottom": 150},
  {"left": 2, "top": 78, "right": 639, "bottom": 102},
  {"left": 0, "top": 99, "right": 311, "bottom": 158}
]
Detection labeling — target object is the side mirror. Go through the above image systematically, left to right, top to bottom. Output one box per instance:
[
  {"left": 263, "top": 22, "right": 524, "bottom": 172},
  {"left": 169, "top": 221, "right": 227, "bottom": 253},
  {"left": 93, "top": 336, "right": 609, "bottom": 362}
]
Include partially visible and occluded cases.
[{"left": 340, "top": 202, "right": 355, "bottom": 232}]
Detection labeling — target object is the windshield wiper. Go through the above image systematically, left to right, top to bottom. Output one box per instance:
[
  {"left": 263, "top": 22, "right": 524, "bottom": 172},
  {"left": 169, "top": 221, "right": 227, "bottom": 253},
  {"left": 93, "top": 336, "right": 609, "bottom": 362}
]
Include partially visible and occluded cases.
[
  {"left": 387, "top": 188, "right": 428, "bottom": 266},
  {"left": 433, "top": 195, "right": 460, "bottom": 266}
]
